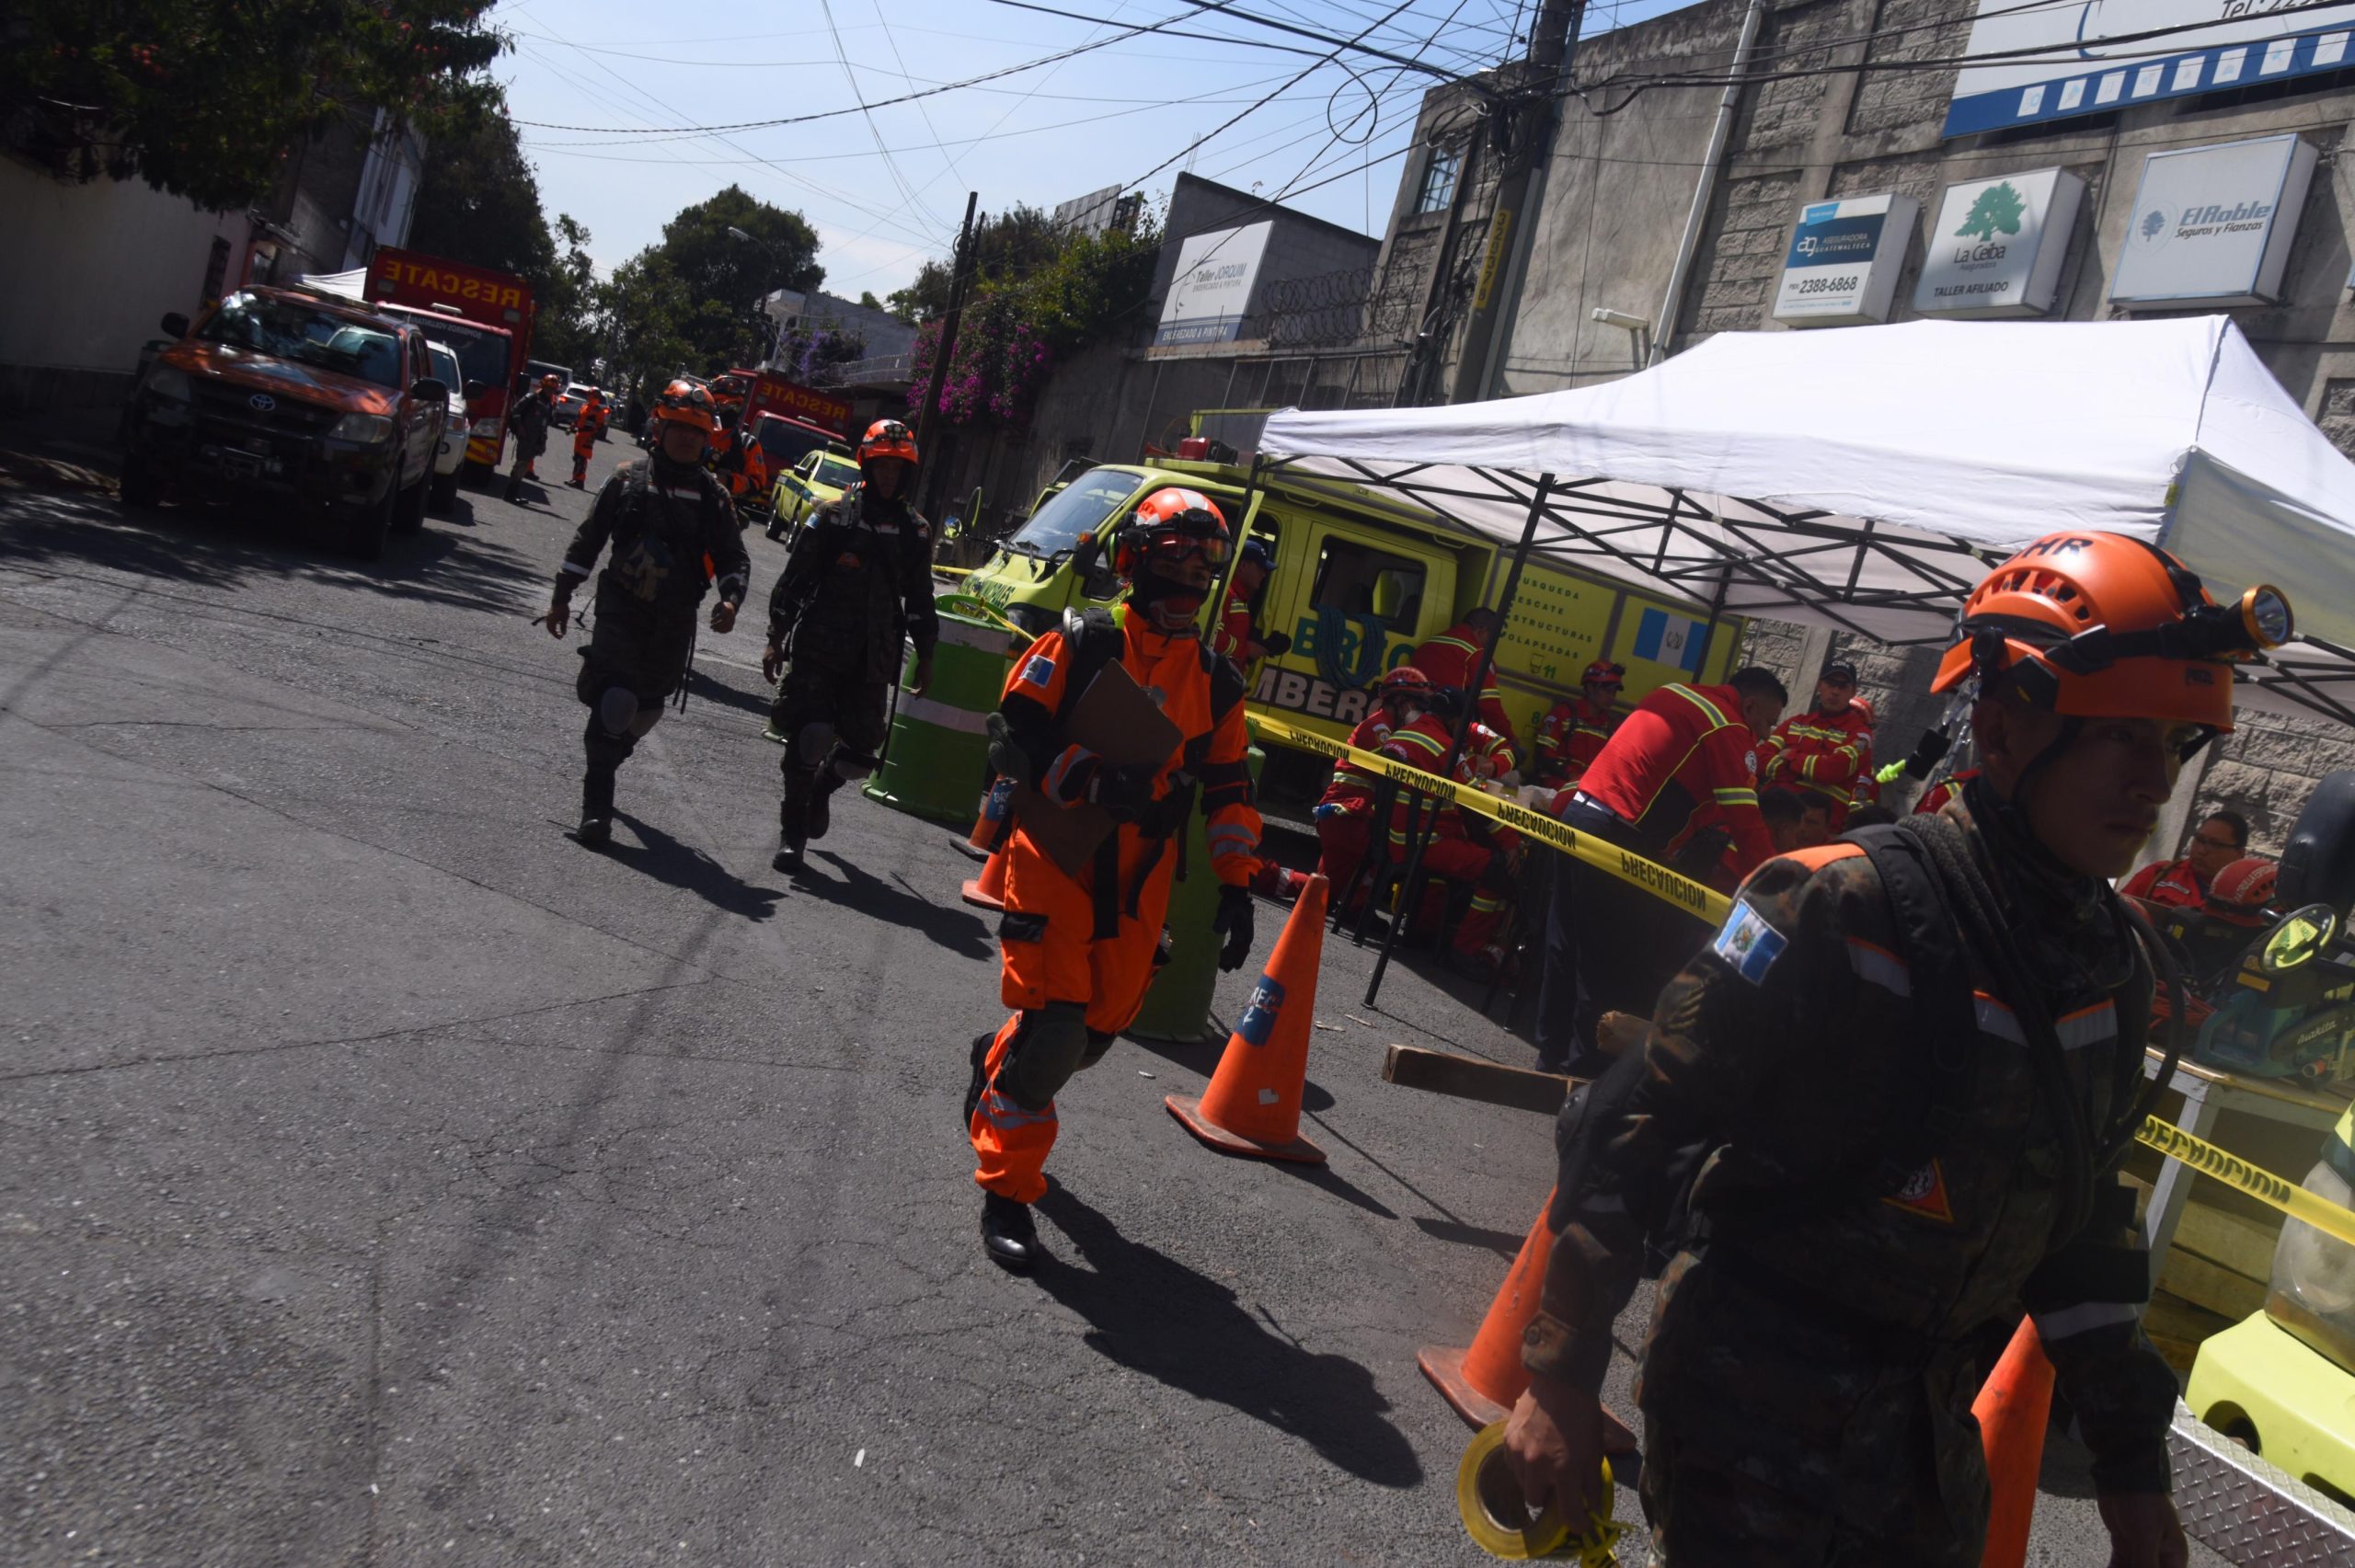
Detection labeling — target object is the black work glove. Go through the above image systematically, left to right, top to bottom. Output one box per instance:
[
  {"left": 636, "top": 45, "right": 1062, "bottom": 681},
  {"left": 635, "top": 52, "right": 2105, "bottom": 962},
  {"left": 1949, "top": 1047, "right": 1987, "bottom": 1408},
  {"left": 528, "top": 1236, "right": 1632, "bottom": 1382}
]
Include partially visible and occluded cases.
[
  {"left": 1259, "top": 630, "right": 1292, "bottom": 658},
  {"left": 1086, "top": 761, "right": 1159, "bottom": 822},
  {"left": 1213, "top": 885, "right": 1256, "bottom": 972}
]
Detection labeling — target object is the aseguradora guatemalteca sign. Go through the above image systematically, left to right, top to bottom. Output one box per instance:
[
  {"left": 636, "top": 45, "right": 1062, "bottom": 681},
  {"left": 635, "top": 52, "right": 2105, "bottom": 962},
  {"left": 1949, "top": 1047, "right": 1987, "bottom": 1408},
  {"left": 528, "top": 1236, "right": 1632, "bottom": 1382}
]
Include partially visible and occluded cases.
[
  {"left": 2109, "top": 135, "right": 2318, "bottom": 310},
  {"left": 1913, "top": 168, "right": 2085, "bottom": 318},
  {"left": 1772, "top": 193, "right": 1918, "bottom": 327}
]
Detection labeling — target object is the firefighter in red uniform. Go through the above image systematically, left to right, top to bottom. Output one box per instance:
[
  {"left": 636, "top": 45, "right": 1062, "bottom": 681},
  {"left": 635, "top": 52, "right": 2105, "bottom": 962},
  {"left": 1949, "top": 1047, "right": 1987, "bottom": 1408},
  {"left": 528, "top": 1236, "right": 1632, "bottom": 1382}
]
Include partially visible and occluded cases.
[
  {"left": 565, "top": 389, "right": 607, "bottom": 488},
  {"left": 962, "top": 488, "right": 1264, "bottom": 1271},
  {"left": 1211, "top": 538, "right": 1292, "bottom": 672},
  {"left": 1412, "top": 609, "right": 1519, "bottom": 766},
  {"left": 1761, "top": 660, "right": 1877, "bottom": 827},
  {"left": 1533, "top": 661, "right": 1625, "bottom": 789},
  {"left": 1314, "top": 667, "right": 1430, "bottom": 903},
  {"left": 1532, "top": 667, "right": 1787, "bottom": 1073},
  {"left": 1384, "top": 687, "right": 1519, "bottom": 977},
  {"left": 1913, "top": 767, "right": 1980, "bottom": 816},
  {"left": 2120, "top": 807, "right": 2248, "bottom": 910}
]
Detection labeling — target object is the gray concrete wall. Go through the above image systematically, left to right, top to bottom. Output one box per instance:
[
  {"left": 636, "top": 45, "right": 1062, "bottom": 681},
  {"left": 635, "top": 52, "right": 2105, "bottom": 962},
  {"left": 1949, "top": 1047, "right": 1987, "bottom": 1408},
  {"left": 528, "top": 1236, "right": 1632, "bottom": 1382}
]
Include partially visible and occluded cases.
[{"left": 0, "top": 155, "right": 241, "bottom": 414}]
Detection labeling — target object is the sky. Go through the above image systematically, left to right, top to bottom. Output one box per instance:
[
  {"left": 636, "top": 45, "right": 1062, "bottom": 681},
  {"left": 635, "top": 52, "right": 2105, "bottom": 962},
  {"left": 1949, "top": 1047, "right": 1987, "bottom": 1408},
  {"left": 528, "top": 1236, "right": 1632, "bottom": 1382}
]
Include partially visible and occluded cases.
[{"left": 489, "top": 0, "right": 1685, "bottom": 299}]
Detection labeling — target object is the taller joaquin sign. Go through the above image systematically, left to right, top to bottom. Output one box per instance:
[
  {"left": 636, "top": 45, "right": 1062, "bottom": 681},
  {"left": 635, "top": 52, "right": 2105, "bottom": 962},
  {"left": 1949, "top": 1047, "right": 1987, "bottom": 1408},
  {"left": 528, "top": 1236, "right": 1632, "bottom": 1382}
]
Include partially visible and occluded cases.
[{"left": 1914, "top": 168, "right": 2085, "bottom": 317}]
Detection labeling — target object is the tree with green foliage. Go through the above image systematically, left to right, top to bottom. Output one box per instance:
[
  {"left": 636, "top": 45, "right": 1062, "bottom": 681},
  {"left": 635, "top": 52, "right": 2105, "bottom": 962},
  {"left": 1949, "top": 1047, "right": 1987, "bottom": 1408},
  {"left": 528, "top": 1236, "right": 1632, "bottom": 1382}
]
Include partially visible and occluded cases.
[
  {"left": 1, "top": 0, "right": 505, "bottom": 212},
  {"left": 598, "top": 187, "right": 823, "bottom": 382},
  {"left": 887, "top": 204, "right": 1063, "bottom": 324},
  {"left": 907, "top": 211, "right": 1161, "bottom": 431}
]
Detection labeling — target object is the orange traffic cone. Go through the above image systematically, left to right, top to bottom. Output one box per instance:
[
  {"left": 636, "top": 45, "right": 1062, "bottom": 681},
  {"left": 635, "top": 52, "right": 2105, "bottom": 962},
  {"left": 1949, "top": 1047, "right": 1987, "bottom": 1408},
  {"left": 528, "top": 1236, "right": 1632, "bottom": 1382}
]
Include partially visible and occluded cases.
[
  {"left": 961, "top": 847, "right": 1007, "bottom": 911},
  {"left": 1166, "top": 874, "right": 1329, "bottom": 1164},
  {"left": 1420, "top": 1193, "right": 1557, "bottom": 1427},
  {"left": 1973, "top": 1317, "right": 2053, "bottom": 1568}
]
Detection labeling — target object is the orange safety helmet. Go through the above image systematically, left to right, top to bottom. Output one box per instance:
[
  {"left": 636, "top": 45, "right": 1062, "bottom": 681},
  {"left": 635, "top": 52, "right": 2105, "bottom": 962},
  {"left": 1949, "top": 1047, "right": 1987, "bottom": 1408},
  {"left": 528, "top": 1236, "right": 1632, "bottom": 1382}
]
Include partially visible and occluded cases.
[
  {"left": 652, "top": 379, "right": 719, "bottom": 434},
  {"left": 857, "top": 418, "right": 919, "bottom": 468},
  {"left": 1115, "top": 486, "right": 1230, "bottom": 579},
  {"left": 1932, "top": 532, "right": 2292, "bottom": 742},
  {"left": 1580, "top": 660, "right": 1626, "bottom": 689},
  {"left": 1380, "top": 665, "right": 1434, "bottom": 700},
  {"left": 2208, "top": 856, "right": 2280, "bottom": 927}
]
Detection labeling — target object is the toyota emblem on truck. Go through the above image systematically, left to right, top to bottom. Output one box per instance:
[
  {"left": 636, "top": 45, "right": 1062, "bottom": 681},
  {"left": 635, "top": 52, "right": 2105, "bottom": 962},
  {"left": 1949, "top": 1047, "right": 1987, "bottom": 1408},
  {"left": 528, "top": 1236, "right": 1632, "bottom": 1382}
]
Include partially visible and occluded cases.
[{"left": 248, "top": 393, "right": 276, "bottom": 412}]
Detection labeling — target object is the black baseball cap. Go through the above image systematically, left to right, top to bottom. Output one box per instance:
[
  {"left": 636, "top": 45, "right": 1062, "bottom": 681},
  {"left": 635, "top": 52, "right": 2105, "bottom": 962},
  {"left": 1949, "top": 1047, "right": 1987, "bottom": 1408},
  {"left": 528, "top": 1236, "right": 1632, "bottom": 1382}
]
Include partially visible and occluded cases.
[{"left": 1820, "top": 661, "right": 1858, "bottom": 685}]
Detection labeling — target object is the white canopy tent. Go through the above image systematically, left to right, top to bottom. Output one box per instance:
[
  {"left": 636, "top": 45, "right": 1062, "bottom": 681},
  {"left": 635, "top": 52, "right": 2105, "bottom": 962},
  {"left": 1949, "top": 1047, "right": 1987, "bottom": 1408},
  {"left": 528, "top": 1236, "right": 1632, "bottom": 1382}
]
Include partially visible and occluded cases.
[{"left": 1258, "top": 315, "right": 2355, "bottom": 727}]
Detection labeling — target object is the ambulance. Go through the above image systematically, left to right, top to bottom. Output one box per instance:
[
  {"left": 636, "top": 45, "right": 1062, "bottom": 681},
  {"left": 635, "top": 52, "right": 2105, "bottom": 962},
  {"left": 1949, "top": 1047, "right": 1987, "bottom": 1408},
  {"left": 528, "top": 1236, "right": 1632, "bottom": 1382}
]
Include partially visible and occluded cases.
[{"left": 959, "top": 452, "right": 1746, "bottom": 799}]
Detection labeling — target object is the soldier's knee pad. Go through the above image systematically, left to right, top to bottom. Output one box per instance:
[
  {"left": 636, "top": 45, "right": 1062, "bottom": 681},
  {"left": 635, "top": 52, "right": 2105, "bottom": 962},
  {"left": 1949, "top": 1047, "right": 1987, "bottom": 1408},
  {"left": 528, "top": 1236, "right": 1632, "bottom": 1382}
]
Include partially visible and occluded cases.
[
  {"left": 597, "top": 687, "right": 639, "bottom": 738},
  {"left": 626, "top": 706, "right": 661, "bottom": 739},
  {"left": 793, "top": 721, "right": 837, "bottom": 768},
  {"left": 827, "top": 740, "right": 879, "bottom": 782},
  {"left": 996, "top": 1001, "right": 1088, "bottom": 1112},
  {"left": 1076, "top": 1027, "right": 1119, "bottom": 1071}
]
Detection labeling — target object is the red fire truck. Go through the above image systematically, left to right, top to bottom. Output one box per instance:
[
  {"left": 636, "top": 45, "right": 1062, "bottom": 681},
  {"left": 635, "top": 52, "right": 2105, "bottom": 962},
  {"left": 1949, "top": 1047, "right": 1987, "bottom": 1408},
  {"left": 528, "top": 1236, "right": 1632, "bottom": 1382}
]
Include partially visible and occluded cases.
[{"left": 362, "top": 246, "right": 535, "bottom": 476}]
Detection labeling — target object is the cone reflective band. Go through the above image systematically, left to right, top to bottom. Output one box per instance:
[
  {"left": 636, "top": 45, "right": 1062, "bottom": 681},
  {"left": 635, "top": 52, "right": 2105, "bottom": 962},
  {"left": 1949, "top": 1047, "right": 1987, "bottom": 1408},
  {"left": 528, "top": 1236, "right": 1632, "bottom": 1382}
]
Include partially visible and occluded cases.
[
  {"left": 1247, "top": 711, "right": 1731, "bottom": 928},
  {"left": 1455, "top": 1421, "right": 1627, "bottom": 1563}
]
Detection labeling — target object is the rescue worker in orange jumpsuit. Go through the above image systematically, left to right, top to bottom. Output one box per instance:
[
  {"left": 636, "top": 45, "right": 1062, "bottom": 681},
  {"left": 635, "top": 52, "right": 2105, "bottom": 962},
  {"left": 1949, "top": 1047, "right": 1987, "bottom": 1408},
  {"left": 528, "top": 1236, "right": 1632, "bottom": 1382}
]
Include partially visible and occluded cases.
[
  {"left": 565, "top": 389, "right": 607, "bottom": 488},
  {"left": 963, "top": 488, "right": 1264, "bottom": 1270},
  {"left": 1210, "top": 538, "right": 1292, "bottom": 672},
  {"left": 1412, "top": 609, "right": 1519, "bottom": 767},
  {"left": 1761, "top": 659, "right": 1877, "bottom": 827},
  {"left": 1532, "top": 661, "right": 1625, "bottom": 789},
  {"left": 1314, "top": 666, "right": 1431, "bottom": 904},
  {"left": 1532, "top": 668, "right": 1787, "bottom": 1073},
  {"left": 2120, "top": 807, "right": 2249, "bottom": 910}
]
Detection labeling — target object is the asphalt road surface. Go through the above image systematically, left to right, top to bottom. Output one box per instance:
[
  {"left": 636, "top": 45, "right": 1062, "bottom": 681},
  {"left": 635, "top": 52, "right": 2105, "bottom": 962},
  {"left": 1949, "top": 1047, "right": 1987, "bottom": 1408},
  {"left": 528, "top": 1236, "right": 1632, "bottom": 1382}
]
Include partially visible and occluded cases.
[{"left": 0, "top": 436, "right": 2222, "bottom": 1566}]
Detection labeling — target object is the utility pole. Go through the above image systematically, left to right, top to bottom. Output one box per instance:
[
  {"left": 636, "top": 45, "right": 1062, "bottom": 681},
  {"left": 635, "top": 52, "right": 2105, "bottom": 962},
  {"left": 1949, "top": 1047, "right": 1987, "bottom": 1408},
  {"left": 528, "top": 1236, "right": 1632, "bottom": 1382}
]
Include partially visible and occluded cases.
[
  {"left": 1447, "top": 0, "right": 1580, "bottom": 405},
  {"left": 914, "top": 191, "right": 979, "bottom": 519}
]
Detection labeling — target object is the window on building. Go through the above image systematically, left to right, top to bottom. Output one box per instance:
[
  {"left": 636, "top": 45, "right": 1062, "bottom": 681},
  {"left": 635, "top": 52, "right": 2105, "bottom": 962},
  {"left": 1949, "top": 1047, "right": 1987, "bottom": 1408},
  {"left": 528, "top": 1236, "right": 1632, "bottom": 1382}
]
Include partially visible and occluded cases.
[
  {"left": 1416, "top": 144, "right": 1463, "bottom": 214},
  {"left": 1309, "top": 539, "right": 1426, "bottom": 632}
]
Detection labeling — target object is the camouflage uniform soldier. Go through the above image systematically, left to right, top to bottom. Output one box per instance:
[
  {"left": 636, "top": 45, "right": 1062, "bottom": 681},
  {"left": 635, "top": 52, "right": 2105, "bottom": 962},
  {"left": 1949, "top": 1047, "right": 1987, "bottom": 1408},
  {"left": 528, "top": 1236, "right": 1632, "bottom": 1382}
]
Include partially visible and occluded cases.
[
  {"left": 543, "top": 381, "right": 750, "bottom": 846},
  {"left": 1504, "top": 533, "right": 2295, "bottom": 1567}
]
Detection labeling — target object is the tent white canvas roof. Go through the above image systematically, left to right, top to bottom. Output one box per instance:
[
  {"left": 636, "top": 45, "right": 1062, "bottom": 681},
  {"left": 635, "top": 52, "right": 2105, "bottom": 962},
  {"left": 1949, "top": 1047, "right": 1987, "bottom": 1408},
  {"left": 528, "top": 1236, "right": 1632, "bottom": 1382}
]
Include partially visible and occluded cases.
[{"left": 1259, "top": 315, "right": 2355, "bottom": 725}]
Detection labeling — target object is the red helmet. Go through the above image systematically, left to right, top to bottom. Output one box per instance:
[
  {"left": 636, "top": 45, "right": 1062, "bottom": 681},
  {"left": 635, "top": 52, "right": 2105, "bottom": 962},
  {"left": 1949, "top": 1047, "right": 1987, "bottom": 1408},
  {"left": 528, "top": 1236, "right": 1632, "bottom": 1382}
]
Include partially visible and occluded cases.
[
  {"left": 540, "top": 373, "right": 562, "bottom": 391},
  {"left": 652, "top": 379, "right": 719, "bottom": 434},
  {"left": 857, "top": 418, "right": 918, "bottom": 467},
  {"left": 1115, "top": 487, "right": 1230, "bottom": 579},
  {"left": 1932, "top": 533, "right": 2293, "bottom": 737},
  {"left": 1581, "top": 660, "right": 1626, "bottom": 688},
  {"left": 1379, "top": 666, "right": 1433, "bottom": 701},
  {"left": 2208, "top": 856, "right": 2280, "bottom": 927}
]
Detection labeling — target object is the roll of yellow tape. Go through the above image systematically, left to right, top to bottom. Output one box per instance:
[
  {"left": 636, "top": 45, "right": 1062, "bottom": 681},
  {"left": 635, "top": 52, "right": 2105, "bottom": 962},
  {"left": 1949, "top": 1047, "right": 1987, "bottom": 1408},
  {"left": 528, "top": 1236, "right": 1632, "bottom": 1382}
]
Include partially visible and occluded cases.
[{"left": 1454, "top": 1421, "right": 1627, "bottom": 1563}]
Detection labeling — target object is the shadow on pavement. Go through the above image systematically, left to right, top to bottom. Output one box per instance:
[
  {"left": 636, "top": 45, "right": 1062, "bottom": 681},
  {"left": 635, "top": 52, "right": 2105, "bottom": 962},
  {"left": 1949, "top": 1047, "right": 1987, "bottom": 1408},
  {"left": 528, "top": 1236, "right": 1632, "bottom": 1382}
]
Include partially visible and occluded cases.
[
  {"left": 0, "top": 479, "right": 545, "bottom": 618},
  {"left": 683, "top": 660, "right": 774, "bottom": 720},
  {"left": 608, "top": 813, "right": 783, "bottom": 921},
  {"left": 799, "top": 851, "right": 994, "bottom": 959},
  {"left": 1282, "top": 1157, "right": 1398, "bottom": 1220},
  {"left": 1033, "top": 1182, "right": 1422, "bottom": 1489},
  {"left": 1411, "top": 1215, "right": 1528, "bottom": 1263}
]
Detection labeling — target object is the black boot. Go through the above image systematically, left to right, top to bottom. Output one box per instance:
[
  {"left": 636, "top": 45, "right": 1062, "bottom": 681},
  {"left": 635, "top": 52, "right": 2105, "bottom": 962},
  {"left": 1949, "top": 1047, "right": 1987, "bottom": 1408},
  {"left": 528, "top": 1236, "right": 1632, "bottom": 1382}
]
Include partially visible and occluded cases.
[
  {"left": 579, "top": 714, "right": 626, "bottom": 848},
  {"left": 806, "top": 769, "right": 841, "bottom": 843},
  {"left": 773, "top": 789, "right": 808, "bottom": 872},
  {"left": 962, "top": 1032, "right": 993, "bottom": 1130},
  {"left": 980, "top": 1191, "right": 1040, "bottom": 1272}
]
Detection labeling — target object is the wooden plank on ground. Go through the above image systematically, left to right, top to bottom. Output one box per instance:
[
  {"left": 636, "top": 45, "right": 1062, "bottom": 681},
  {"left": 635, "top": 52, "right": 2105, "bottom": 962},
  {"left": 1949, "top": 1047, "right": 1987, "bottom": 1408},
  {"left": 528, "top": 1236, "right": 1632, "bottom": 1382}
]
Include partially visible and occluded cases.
[{"left": 1381, "top": 1044, "right": 1577, "bottom": 1116}]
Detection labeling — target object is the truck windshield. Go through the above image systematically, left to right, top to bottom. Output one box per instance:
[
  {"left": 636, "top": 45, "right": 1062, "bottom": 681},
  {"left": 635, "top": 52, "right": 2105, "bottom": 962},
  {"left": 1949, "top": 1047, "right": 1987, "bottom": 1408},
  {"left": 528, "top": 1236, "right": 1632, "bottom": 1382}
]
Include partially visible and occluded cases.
[
  {"left": 201, "top": 292, "right": 404, "bottom": 387},
  {"left": 420, "top": 326, "right": 508, "bottom": 391},
  {"left": 1007, "top": 471, "right": 1143, "bottom": 557}
]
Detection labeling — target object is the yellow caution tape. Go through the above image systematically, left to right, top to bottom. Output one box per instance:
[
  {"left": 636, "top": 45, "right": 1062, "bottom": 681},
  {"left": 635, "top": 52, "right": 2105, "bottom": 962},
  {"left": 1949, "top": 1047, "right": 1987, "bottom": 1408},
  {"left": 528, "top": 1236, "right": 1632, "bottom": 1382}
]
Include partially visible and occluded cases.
[
  {"left": 935, "top": 564, "right": 973, "bottom": 578},
  {"left": 933, "top": 592, "right": 1032, "bottom": 642},
  {"left": 1249, "top": 711, "right": 1731, "bottom": 928},
  {"left": 2133, "top": 1114, "right": 2355, "bottom": 1249},
  {"left": 1456, "top": 1421, "right": 1626, "bottom": 1563}
]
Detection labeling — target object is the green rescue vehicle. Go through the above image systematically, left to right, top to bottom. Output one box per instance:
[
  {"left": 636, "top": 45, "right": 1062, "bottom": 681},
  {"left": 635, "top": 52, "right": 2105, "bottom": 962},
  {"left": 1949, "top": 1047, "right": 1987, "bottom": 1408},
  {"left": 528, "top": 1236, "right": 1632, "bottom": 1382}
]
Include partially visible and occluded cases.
[{"left": 960, "top": 455, "right": 1746, "bottom": 798}]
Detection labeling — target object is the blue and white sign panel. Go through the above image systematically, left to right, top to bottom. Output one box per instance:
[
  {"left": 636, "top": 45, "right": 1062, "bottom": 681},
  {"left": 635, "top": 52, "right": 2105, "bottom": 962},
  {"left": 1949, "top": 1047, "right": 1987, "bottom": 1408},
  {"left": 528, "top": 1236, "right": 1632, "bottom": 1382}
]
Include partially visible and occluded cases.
[
  {"left": 1945, "top": 0, "right": 2355, "bottom": 139},
  {"left": 2110, "top": 134, "right": 2319, "bottom": 309},
  {"left": 1772, "top": 192, "right": 1919, "bottom": 327},
  {"left": 1155, "top": 221, "right": 1274, "bottom": 348}
]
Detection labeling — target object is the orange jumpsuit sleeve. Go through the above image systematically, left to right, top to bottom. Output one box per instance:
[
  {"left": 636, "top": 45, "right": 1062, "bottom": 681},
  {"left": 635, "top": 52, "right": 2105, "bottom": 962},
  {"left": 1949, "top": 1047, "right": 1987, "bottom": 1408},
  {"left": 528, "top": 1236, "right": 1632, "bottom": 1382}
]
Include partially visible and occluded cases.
[
  {"left": 998, "top": 632, "right": 1101, "bottom": 805},
  {"left": 1200, "top": 685, "right": 1263, "bottom": 887}
]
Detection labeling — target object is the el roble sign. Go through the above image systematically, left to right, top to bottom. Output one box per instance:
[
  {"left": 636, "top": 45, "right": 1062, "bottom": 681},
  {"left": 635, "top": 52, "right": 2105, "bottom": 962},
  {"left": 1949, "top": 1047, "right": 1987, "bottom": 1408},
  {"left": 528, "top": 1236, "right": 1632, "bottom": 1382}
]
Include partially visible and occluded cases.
[
  {"left": 2110, "top": 135, "right": 2317, "bottom": 310},
  {"left": 1914, "top": 168, "right": 2085, "bottom": 317},
  {"left": 1772, "top": 193, "right": 1917, "bottom": 327}
]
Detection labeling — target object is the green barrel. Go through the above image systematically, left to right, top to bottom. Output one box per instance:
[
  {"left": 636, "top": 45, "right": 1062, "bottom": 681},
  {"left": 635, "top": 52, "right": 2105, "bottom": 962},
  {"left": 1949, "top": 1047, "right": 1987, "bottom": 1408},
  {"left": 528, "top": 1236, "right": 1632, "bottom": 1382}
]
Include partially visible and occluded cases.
[
  {"left": 863, "top": 608, "right": 1014, "bottom": 826},
  {"left": 1128, "top": 745, "right": 1266, "bottom": 1046}
]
